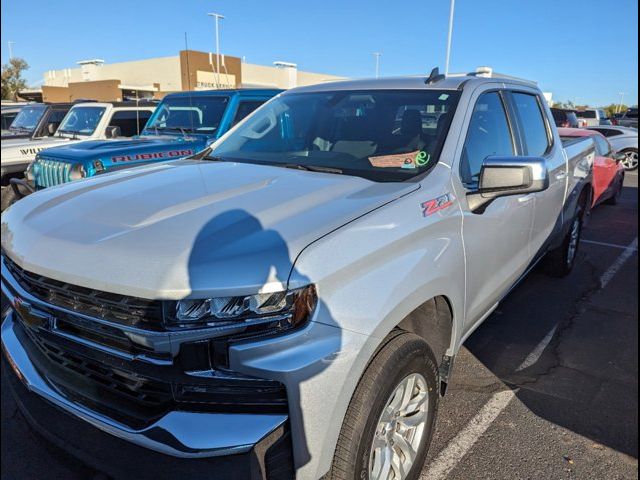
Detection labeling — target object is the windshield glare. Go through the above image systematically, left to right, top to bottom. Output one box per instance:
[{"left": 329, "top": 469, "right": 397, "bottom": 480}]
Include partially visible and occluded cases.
[
  {"left": 209, "top": 90, "right": 461, "bottom": 182},
  {"left": 144, "top": 96, "right": 229, "bottom": 134},
  {"left": 10, "top": 105, "right": 46, "bottom": 131},
  {"left": 58, "top": 106, "right": 106, "bottom": 135}
]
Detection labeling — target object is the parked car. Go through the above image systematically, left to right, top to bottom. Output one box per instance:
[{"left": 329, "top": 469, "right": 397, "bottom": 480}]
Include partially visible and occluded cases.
[
  {"left": 1, "top": 70, "right": 595, "bottom": 480},
  {"left": 7, "top": 89, "right": 280, "bottom": 208},
  {"left": 1, "top": 101, "right": 156, "bottom": 210},
  {"left": 1, "top": 102, "right": 73, "bottom": 140},
  {"left": 1, "top": 105, "right": 24, "bottom": 133},
  {"left": 551, "top": 107, "right": 579, "bottom": 128},
  {"left": 616, "top": 107, "right": 638, "bottom": 129},
  {"left": 576, "top": 108, "right": 612, "bottom": 126},
  {"left": 587, "top": 125, "right": 638, "bottom": 171},
  {"left": 560, "top": 128, "right": 625, "bottom": 206}
]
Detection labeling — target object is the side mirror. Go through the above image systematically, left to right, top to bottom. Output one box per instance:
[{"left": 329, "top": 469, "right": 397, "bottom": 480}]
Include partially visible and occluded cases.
[
  {"left": 47, "top": 123, "right": 59, "bottom": 136},
  {"left": 105, "top": 125, "right": 121, "bottom": 138},
  {"left": 613, "top": 152, "right": 626, "bottom": 163},
  {"left": 467, "top": 156, "right": 549, "bottom": 213}
]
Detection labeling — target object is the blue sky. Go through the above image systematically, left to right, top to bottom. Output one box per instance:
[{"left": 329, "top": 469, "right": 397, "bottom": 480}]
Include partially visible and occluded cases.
[{"left": 1, "top": 0, "right": 637, "bottom": 106}]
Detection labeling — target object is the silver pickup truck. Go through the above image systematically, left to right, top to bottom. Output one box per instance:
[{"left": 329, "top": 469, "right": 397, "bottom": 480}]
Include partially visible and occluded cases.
[{"left": 1, "top": 69, "right": 594, "bottom": 480}]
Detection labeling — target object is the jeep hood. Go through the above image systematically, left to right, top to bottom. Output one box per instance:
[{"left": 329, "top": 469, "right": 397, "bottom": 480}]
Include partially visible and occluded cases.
[
  {"left": 40, "top": 135, "right": 210, "bottom": 162},
  {"left": 2, "top": 160, "right": 417, "bottom": 299}
]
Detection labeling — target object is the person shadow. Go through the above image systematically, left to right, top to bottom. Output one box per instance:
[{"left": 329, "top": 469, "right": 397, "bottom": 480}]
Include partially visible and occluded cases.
[{"left": 186, "top": 208, "right": 343, "bottom": 478}]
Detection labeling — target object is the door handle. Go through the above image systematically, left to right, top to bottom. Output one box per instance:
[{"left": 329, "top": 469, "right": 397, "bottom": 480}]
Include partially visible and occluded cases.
[
  {"left": 556, "top": 171, "right": 567, "bottom": 180},
  {"left": 518, "top": 193, "right": 534, "bottom": 203}
]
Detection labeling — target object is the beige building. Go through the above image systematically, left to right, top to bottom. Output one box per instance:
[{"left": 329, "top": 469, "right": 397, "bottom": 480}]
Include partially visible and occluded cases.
[{"left": 38, "top": 51, "right": 346, "bottom": 102}]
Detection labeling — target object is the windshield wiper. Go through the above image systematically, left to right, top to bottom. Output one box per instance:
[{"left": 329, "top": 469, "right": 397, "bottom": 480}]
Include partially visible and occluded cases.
[{"left": 282, "top": 164, "right": 343, "bottom": 174}]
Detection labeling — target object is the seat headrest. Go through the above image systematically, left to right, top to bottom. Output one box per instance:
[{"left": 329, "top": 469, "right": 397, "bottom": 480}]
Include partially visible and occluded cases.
[{"left": 401, "top": 109, "right": 422, "bottom": 137}]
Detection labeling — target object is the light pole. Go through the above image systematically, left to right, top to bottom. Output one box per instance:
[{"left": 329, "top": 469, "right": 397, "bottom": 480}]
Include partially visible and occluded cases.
[
  {"left": 445, "top": 0, "right": 455, "bottom": 75},
  {"left": 207, "top": 12, "right": 225, "bottom": 88},
  {"left": 8, "top": 41, "right": 15, "bottom": 60},
  {"left": 373, "top": 52, "right": 382, "bottom": 78},
  {"left": 617, "top": 92, "right": 626, "bottom": 114}
]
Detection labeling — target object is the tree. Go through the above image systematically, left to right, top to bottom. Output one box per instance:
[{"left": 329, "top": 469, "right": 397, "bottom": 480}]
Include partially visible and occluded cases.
[{"left": 1, "top": 57, "right": 29, "bottom": 100}]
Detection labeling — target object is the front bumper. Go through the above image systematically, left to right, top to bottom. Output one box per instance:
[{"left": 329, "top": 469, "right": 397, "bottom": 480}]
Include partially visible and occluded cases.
[{"left": 2, "top": 311, "right": 292, "bottom": 479}]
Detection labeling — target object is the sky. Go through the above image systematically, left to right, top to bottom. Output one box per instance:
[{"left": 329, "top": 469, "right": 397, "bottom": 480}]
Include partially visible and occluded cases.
[{"left": 1, "top": 0, "right": 638, "bottom": 107}]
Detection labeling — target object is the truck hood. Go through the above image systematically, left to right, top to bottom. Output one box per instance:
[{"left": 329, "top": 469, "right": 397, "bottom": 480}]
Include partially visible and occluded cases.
[
  {"left": 40, "top": 134, "right": 210, "bottom": 163},
  {"left": 2, "top": 160, "right": 417, "bottom": 299}
]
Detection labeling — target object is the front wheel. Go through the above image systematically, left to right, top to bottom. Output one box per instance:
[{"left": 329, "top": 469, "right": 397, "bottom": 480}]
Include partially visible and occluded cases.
[
  {"left": 620, "top": 149, "right": 638, "bottom": 171},
  {"left": 326, "top": 332, "right": 439, "bottom": 480}
]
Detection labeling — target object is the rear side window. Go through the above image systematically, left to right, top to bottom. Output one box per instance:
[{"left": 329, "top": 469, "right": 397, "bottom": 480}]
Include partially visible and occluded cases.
[
  {"left": 460, "top": 92, "right": 515, "bottom": 186},
  {"left": 512, "top": 93, "right": 550, "bottom": 156},
  {"left": 231, "top": 100, "right": 266, "bottom": 127},
  {"left": 109, "top": 110, "right": 153, "bottom": 137},
  {"left": 577, "top": 110, "right": 596, "bottom": 119}
]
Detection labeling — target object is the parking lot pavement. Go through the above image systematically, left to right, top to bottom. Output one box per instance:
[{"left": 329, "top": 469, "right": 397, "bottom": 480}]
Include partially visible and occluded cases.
[{"left": 1, "top": 174, "right": 638, "bottom": 480}]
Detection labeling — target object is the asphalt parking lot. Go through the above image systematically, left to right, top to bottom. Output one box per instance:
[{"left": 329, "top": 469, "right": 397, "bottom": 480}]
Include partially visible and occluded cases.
[{"left": 1, "top": 173, "right": 638, "bottom": 480}]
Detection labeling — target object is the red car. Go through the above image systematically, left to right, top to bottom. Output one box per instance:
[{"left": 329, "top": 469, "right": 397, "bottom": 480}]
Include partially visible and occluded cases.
[{"left": 559, "top": 128, "right": 625, "bottom": 206}]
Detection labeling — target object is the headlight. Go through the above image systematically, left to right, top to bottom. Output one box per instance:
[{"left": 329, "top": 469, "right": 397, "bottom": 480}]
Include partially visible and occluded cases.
[
  {"left": 25, "top": 162, "right": 35, "bottom": 181},
  {"left": 69, "top": 164, "right": 86, "bottom": 181},
  {"left": 166, "top": 285, "right": 317, "bottom": 332}
]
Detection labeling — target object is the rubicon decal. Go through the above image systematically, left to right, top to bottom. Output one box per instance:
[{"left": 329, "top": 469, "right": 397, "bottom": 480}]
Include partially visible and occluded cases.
[
  {"left": 112, "top": 150, "right": 194, "bottom": 163},
  {"left": 421, "top": 193, "right": 454, "bottom": 217}
]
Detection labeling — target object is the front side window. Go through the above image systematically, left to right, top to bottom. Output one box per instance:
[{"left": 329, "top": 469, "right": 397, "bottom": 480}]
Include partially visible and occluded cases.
[
  {"left": 209, "top": 90, "right": 461, "bottom": 182},
  {"left": 460, "top": 92, "right": 514, "bottom": 186},
  {"left": 512, "top": 92, "right": 550, "bottom": 156},
  {"left": 145, "top": 96, "right": 229, "bottom": 134},
  {"left": 232, "top": 100, "right": 266, "bottom": 127},
  {"left": 9, "top": 105, "right": 46, "bottom": 133},
  {"left": 57, "top": 106, "right": 106, "bottom": 136},
  {"left": 109, "top": 110, "right": 153, "bottom": 137},
  {"left": 593, "top": 135, "right": 611, "bottom": 156}
]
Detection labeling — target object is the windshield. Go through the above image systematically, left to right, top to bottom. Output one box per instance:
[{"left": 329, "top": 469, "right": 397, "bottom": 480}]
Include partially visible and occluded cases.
[
  {"left": 209, "top": 90, "right": 461, "bottom": 182},
  {"left": 144, "top": 96, "right": 229, "bottom": 134},
  {"left": 9, "top": 104, "right": 46, "bottom": 132},
  {"left": 57, "top": 106, "right": 106, "bottom": 136}
]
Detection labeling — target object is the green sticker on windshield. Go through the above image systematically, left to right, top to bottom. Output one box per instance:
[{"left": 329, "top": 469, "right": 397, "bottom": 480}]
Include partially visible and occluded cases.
[
  {"left": 439, "top": 94, "right": 450, "bottom": 101},
  {"left": 415, "top": 151, "right": 431, "bottom": 166}
]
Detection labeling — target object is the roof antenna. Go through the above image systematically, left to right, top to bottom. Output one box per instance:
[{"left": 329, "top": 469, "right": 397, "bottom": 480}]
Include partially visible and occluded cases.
[
  {"left": 183, "top": 32, "right": 195, "bottom": 136},
  {"left": 426, "top": 67, "right": 445, "bottom": 84}
]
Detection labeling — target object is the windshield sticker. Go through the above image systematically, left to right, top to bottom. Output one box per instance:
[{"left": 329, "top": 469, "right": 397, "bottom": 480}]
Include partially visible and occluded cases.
[
  {"left": 439, "top": 94, "right": 450, "bottom": 101},
  {"left": 369, "top": 150, "right": 430, "bottom": 169},
  {"left": 421, "top": 193, "right": 454, "bottom": 217}
]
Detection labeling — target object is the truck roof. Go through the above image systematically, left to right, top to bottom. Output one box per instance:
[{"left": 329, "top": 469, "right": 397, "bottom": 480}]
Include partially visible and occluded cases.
[
  {"left": 288, "top": 70, "right": 538, "bottom": 94},
  {"left": 165, "top": 88, "right": 283, "bottom": 99}
]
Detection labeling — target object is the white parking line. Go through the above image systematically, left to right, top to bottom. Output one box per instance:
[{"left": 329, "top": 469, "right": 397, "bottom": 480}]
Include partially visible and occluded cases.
[
  {"left": 421, "top": 236, "right": 639, "bottom": 480},
  {"left": 600, "top": 237, "right": 638, "bottom": 288},
  {"left": 582, "top": 239, "right": 638, "bottom": 250},
  {"left": 515, "top": 325, "right": 558, "bottom": 372}
]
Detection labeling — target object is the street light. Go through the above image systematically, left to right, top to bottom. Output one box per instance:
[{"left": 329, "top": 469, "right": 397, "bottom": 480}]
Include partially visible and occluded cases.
[
  {"left": 445, "top": 0, "right": 455, "bottom": 75},
  {"left": 207, "top": 12, "right": 225, "bottom": 88},
  {"left": 373, "top": 52, "right": 382, "bottom": 78}
]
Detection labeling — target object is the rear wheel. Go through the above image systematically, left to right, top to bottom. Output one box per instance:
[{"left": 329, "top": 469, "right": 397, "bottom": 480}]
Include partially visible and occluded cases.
[
  {"left": 621, "top": 149, "right": 638, "bottom": 171},
  {"left": 604, "top": 173, "right": 624, "bottom": 206},
  {"left": 545, "top": 210, "right": 583, "bottom": 277},
  {"left": 327, "top": 332, "right": 439, "bottom": 480}
]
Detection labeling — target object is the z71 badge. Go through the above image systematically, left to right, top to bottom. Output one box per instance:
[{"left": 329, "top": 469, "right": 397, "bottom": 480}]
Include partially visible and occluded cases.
[{"left": 421, "top": 193, "right": 454, "bottom": 217}]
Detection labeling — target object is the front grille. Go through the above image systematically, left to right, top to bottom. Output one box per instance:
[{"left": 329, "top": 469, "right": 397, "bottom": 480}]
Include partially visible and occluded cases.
[
  {"left": 33, "top": 157, "right": 72, "bottom": 188},
  {"left": 4, "top": 256, "right": 164, "bottom": 330},
  {"left": 20, "top": 324, "right": 173, "bottom": 427}
]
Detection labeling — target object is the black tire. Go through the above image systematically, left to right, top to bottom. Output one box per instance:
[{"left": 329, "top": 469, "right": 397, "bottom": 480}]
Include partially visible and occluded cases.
[
  {"left": 604, "top": 173, "right": 624, "bottom": 206},
  {"left": 0, "top": 186, "right": 18, "bottom": 212},
  {"left": 545, "top": 210, "right": 583, "bottom": 277},
  {"left": 326, "top": 332, "right": 439, "bottom": 480}
]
